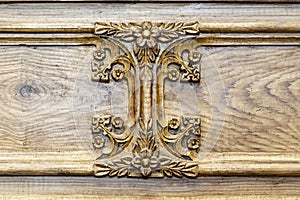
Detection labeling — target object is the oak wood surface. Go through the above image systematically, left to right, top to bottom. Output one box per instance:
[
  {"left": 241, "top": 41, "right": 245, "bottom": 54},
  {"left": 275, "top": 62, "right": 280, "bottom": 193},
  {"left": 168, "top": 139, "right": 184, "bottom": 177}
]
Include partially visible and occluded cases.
[
  {"left": 0, "top": 1, "right": 298, "bottom": 176},
  {"left": 0, "top": 1, "right": 298, "bottom": 199},
  {"left": 0, "top": 3, "right": 299, "bottom": 25},
  {"left": 0, "top": 44, "right": 298, "bottom": 175},
  {"left": 0, "top": 176, "right": 299, "bottom": 199}
]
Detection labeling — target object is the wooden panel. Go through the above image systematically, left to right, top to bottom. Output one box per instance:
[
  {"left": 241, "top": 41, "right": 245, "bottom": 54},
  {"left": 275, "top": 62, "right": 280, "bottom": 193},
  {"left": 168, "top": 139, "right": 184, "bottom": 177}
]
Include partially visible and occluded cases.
[
  {"left": 0, "top": 3, "right": 298, "bottom": 177},
  {"left": 0, "top": 3, "right": 299, "bottom": 26},
  {"left": 0, "top": 44, "right": 298, "bottom": 176},
  {"left": 0, "top": 46, "right": 90, "bottom": 152},
  {"left": 206, "top": 46, "right": 300, "bottom": 152},
  {"left": 0, "top": 176, "right": 299, "bottom": 199}
]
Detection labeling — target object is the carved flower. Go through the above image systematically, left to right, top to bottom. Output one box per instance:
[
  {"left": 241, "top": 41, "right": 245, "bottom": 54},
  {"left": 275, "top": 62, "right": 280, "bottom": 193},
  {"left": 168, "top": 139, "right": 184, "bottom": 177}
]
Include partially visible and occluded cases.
[
  {"left": 132, "top": 22, "right": 160, "bottom": 48},
  {"left": 94, "top": 48, "right": 106, "bottom": 61},
  {"left": 188, "top": 51, "right": 202, "bottom": 64},
  {"left": 112, "top": 69, "right": 124, "bottom": 81},
  {"left": 168, "top": 69, "right": 180, "bottom": 81},
  {"left": 98, "top": 116, "right": 111, "bottom": 126},
  {"left": 111, "top": 117, "right": 124, "bottom": 129},
  {"left": 183, "top": 117, "right": 201, "bottom": 136},
  {"left": 168, "top": 118, "right": 180, "bottom": 130},
  {"left": 93, "top": 135, "right": 105, "bottom": 149},
  {"left": 187, "top": 138, "right": 201, "bottom": 150},
  {"left": 131, "top": 148, "right": 159, "bottom": 176}
]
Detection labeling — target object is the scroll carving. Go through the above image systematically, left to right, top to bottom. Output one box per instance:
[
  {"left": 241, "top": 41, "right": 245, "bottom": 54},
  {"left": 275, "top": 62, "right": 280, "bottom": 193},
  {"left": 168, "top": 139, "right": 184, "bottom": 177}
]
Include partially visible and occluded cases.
[{"left": 92, "top": 22, "right": 202, "bottom": 178}]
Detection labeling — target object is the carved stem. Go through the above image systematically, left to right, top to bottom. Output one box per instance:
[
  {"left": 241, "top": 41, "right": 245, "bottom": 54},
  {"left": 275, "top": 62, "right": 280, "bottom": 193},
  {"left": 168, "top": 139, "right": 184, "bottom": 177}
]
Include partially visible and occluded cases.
[{"left": 139, "top": 66, "right": 153, "bottom": 126}]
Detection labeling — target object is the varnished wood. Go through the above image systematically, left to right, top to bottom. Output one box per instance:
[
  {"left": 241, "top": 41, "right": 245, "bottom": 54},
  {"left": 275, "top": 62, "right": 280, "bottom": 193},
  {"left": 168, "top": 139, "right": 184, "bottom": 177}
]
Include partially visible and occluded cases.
[
  {"left": 0, "top": 1, "right": 298, "bottom": 179},
  {"left": 0, "top": 1, "right": 298, "bottom": 199},
  {"left": 0, "top": 3, "right": 299, "bottom": 25},
  {"left": 1, "top": 22, "right": 300, "bottom": 33},
  {"left": 1, "top": 33, "right": 300, "bottom": 46},
  {"left": 0, "top": 44, "right": 298, "bottom": 176},
  {"left": 0, "top": 176, "right": 299, "bottom": 199}
]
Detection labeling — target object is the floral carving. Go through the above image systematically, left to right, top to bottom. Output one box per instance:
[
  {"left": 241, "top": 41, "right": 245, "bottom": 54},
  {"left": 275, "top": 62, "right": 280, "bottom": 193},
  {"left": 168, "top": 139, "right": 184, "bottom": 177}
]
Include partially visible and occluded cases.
[
  {"left": 93, "top": 22, "right": 202, "bottom": 178},
  {"left": 95, "top": 22, "right": 199, "bottom": 68},
  {"left": 95, "top": 22, "right": 199, "bottom": 45},
  {"left": 132, "top": 22, "right": 160, "bottom": 48},
  {"left": 91, "top": 39, "right": 135, "bottom": 83},
  {"left": 158, "top": 40, "right": 202, "bottom": 83},
  {"left": 92, "top": 115, "right": 133, "bottom": 159},
  {"left": 159, "top": 116, "right": 201, "bottom": 159},
  {"left": 168, "top": 118, "right": 180, "bottom": 130},
  {"left": 187, "top": 138, "right": 201, "bottom": 150},
  {"left": 94, "top": 158, "right": 198, "bottom": 178}
]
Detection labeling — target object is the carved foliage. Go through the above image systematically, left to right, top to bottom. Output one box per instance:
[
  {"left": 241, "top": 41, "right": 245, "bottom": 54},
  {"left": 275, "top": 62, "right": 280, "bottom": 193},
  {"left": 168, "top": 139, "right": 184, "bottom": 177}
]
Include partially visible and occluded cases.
[
  {"left": 93, "top": 22, "right": 202, "bottom": 178},
  {"left": 95, "top": 22, "right": 199, "bottom": 68},
  {"left": 95, "top": 22, "right": 199, "bottom": 44},
  {"left": 91, "top": 39, "right": 135, "bottom": 82},
  {"left": 158, "top": 39, "right": 202, "bottom": 83},
  {"left": 92, "top": 115, "right": 133, "bottom": 159},
  {"left": 159, "top": 117, "right": 201, "bottom": 160},
  {"left": 94, "top": 125, "right": 199, "bottom": 178},
  {"left": 94, "top": 158, "right": 199, "bottom": 178}
]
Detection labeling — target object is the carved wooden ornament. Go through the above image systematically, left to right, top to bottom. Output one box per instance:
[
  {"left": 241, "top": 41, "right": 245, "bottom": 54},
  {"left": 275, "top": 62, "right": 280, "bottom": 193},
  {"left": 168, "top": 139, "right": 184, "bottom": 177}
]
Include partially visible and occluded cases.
[{"left": 92, "top": 22, "right": 203, "bottom": 178}]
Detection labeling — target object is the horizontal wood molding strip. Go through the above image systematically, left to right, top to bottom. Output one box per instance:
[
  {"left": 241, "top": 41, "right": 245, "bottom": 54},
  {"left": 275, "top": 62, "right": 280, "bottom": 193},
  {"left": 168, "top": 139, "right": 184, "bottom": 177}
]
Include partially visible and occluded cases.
[
  {"left": 0, "top": 22, "right": 299, "bottom": 34},
  {"left": 199, "top": 22, "right": 300, "bottom": 33},
  {"left": 0, "top": 34, "right": 300, "bottom": 46},
  {"left": 0, "top": 152, "right": 298, "bottom": 176}
]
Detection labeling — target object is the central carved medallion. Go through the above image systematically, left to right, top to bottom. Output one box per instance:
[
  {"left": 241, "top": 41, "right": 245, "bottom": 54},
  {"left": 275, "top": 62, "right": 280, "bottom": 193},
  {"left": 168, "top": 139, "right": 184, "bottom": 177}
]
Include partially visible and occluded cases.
[{"left": 91, "top": 22, "right": 202, "bottom": 177}]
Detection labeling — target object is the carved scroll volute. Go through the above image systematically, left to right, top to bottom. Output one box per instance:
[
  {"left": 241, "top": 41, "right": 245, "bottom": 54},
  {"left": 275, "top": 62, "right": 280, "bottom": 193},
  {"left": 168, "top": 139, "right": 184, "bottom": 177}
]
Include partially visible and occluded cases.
[
  {"left": 91, "top": 38, "right": 136, "bottom": 159},
  {"left": 157, "top": 38, "right": 202, "bottom": 160}
]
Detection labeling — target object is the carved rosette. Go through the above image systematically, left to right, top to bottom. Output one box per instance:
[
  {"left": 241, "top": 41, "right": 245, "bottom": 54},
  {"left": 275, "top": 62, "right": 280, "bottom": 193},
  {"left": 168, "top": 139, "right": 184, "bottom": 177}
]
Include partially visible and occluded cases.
[{"left": 92, "top": 22, "right": 202, "bottom": 178}]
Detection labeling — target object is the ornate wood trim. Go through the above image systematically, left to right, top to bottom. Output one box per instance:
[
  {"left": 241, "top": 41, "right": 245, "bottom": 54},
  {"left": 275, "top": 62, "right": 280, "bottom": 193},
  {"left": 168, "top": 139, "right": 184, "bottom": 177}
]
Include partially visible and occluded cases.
[
  {"left": 0, "top": 20, "right": 298, "bottom": 177},
  {"left": 91, "top": 22, "right": 204, "bottom": 178}
]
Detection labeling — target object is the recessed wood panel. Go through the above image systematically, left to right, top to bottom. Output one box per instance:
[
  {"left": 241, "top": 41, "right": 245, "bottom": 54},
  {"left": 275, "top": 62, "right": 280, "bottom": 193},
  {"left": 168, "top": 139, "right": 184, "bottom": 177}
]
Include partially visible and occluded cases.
[{"left": 0, "top": 44, "right": 298, "bottom": 176}]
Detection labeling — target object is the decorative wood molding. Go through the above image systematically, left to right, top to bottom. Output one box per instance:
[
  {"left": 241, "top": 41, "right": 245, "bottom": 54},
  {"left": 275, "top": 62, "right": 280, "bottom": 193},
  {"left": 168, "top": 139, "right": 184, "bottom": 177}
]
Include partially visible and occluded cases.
[
  {"left": 0, "top": 18, "right": 298, "bottom": 177},
  {"left": 1, "top": 22, "right": 300, "bottom": 33},
  {"left": 91, "top": 22, "right": 204, "bottom": 178}
]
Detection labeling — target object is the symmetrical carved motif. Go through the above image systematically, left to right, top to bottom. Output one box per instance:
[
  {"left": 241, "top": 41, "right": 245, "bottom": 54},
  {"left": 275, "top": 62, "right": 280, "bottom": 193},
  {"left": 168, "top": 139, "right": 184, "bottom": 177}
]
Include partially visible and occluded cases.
[
  {"left": 92, "top": 22, "right": 202, "bottom": 178},
  {"left": 92, "top": 115, "right": 132, "bottom": 159}
]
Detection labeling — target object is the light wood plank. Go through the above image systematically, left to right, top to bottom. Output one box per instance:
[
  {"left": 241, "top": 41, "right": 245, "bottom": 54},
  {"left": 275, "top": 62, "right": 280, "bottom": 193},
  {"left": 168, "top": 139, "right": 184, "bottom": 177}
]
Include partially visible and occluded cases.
[
  {"left": 0, "top": 3, "right": 299, "bottom": 27},
  {"left": 0, "top": 45, "right": 298, "bottom": 175},
  {"left": 0, "top": 176, "right": 299, "bottom": 199}
]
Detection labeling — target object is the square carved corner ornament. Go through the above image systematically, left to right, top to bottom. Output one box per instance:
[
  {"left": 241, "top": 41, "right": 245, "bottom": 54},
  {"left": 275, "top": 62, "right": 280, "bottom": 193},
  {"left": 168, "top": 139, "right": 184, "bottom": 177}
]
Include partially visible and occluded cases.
[{"left": 91, "top": 22, "right": 205, "bottom": 178}]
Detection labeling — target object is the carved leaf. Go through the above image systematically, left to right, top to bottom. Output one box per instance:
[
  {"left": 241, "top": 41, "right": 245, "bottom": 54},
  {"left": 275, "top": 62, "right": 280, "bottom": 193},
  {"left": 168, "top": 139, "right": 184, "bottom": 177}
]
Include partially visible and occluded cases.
[
  {"left": 95, "top": 22, "right": 114, "bottom": 35},
  {"left": 181, "top": 22, "right": 199, "bottom": 34},
  {"left": 120, "top": 157, "right": 132, "bottom": 165},
  {"left": 159, "top": 157, "right": 171, "bottom": 166},
  {"left": 161, "top": 161, "right": 199, "bottom": 178},
  {"left": 181, "top": 163, "right": 199, "bottom": 177},
  {"left": 94, "top": 164, "right": 112, "bottom": 177},
  {"left": 117, "top": 168, "right": 128, "bottom": 177},
  {"left": 109, "top": 169, "right": 118, "bottom": 177},
  {"left": 163, "top": 169, "right": 173, "bottom": 177},
  {"left": 172, "top": 170, "right": 183, "bottom": 177}
]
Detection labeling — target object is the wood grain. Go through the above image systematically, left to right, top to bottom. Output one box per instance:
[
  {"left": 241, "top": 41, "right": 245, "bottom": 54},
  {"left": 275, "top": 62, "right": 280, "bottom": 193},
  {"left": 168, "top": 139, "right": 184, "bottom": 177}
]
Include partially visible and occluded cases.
[
  {"left": 0, "top": 2, "right": 298, "bottom": 177},
  {"left": 0, "top": 3, "right": 299, "bottom": 26},
  {"left": 0, "top": 44, "right": 298, "bottom": 175},
  {"left": 0, "top": 46, "right": 89, "bottom": 152},
  {"left": 203, "top": 46, "right": 300, "bottom": 153},
  {"left": 0, "top": 176, "right": 299, "bottom": 199}
]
